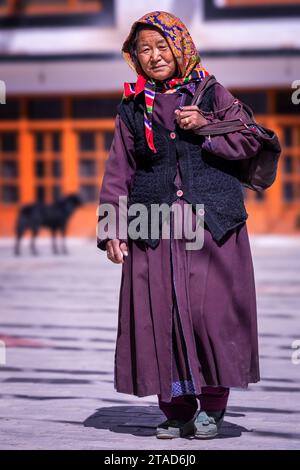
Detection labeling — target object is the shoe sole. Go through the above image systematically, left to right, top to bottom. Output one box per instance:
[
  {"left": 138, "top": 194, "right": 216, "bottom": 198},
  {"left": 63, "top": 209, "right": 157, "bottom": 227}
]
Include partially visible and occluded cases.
[
  {"left": 156, "top": 422, "right": 195, "bottom": 439},
  {"left": 194, "top": 430, "right": 219, "bottom": 439},
  {"left": 156, "top": 431, "right": 180, "bottom": 439},
  {"left": 156, "top": 434, "right": 178, "bottom": 439}
]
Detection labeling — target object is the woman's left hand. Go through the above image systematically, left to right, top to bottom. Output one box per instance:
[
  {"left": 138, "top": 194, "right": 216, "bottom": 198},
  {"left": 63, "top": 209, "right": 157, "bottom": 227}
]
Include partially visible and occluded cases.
[{"left": 175, "top": 105, "right": 209, "bottom": 130}]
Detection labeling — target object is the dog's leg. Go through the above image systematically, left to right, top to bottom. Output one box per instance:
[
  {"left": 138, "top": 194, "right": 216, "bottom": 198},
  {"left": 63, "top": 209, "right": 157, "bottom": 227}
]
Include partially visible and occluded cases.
[
  {"left": 15, "top": 218, "right": 25, "bottom": 256},
  {"left": 61, "top": 227, "right": 68, "bottom": 255},
  {"left": 30, "top": 230, "right": 39, "bottom": 256},
  {"left": 52, "top": 230, "right": 59, "bottom": 255},
  {"left": 14, "top": 233, "right": 22, "bottom": 256}
]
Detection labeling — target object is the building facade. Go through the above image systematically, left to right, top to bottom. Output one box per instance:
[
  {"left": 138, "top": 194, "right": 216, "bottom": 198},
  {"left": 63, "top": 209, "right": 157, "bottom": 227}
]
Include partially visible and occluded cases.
[{"left": 0, "top": 0, "right": 300, "bottom": 237}]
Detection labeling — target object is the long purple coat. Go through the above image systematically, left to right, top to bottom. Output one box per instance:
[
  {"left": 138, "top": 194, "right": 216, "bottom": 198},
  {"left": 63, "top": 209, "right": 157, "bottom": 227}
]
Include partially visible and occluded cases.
[{"left": 97, "top": 82, "right": 261, "bottom": 402}]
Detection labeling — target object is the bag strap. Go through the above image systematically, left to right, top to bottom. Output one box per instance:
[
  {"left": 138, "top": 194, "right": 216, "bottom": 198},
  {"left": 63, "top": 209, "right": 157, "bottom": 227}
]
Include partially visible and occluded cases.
[
  {"left": 191, "top": 74, "right": 218, "bottom": 108},
  {"left": 191, "top": 77, "right": 258, "bottom": 136},
  {"left": 192, "top": 79, "right": 281, "bottom": 160},
  {"left": 193, "top": 118, "right": 250, "bottom": 136}
]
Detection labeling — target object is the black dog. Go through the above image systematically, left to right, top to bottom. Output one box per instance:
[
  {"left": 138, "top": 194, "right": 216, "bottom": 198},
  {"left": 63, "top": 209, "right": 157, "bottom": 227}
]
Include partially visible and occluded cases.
[{"left": 15, "top": 194, "right": 82, "bottom": 256}]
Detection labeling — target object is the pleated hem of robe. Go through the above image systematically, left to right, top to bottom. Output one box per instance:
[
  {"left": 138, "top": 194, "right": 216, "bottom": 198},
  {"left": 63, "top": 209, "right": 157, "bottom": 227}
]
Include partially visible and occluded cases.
[{"left": 113, "top": 199, "right": 260, "bottom": 403}]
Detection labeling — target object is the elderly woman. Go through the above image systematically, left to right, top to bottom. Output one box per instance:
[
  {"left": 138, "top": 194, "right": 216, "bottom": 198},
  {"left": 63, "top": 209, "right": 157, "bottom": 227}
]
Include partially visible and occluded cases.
[{"left": 97, "top": 11, "right": 262, "bottom": 440}]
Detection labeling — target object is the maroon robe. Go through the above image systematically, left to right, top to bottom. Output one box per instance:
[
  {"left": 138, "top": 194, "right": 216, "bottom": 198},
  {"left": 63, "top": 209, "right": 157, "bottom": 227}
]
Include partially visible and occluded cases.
[{"left": 98, "top": 83, "right": 261, "bottom": 402}]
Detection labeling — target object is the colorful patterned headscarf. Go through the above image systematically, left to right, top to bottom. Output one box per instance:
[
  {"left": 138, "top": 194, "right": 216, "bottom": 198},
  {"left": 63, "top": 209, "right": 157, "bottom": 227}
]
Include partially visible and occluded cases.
[{"left": 121, "top": 11, "right": 210, "bottom": 153}]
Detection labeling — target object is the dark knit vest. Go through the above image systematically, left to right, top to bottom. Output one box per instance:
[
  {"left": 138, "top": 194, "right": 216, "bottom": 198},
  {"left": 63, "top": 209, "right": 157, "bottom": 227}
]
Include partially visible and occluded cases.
[{"left": 118, "top": 85, "right": 248, "bottom": 248}]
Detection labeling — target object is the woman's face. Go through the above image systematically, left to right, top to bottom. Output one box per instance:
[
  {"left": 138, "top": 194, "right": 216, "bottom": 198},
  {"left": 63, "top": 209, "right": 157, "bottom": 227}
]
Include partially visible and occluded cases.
[{"left": 136, "top": 27, "right": 177, "bottom": 81}]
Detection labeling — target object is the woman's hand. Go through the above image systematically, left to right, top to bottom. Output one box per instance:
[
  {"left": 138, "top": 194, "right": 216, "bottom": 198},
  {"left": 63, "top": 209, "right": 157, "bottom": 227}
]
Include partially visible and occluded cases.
[
  {"left": 175, "top": 105, "right": 209, "bottom": 130},
  {"left": 106, "top": 239, "right": 128, "bottom": 264}
]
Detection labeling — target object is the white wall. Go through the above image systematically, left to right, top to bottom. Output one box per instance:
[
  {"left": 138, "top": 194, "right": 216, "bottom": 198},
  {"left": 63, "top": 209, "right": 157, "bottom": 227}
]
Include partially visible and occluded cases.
[
  {"left": 0, "top": 0, "right": 299, "bottom": 92},
  {"left": 1, "top": 1, "right": 299, "bottom": 55}
]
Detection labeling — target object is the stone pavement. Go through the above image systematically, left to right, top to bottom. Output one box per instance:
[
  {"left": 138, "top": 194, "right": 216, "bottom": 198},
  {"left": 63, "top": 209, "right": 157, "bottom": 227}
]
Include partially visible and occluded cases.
[{"left": 0, "top": 236, "right": 300, "bottom": 450}]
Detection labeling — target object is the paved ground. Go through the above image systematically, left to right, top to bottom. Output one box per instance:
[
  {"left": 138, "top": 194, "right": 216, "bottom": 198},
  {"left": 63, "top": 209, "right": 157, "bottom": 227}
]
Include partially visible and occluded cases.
[{"left": 0, "top": 236, "right": 300, "bottom": 450}]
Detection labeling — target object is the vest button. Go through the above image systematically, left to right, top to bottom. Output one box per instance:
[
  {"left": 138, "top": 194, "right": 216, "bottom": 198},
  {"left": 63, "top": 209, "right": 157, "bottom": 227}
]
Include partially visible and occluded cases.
[
  {"left": 170, "top": 132, "right": 176, "bottom": 139},
  {"left": 176, "top": 189, "right": 183, "bottom": 197},
  {"left": 198, "top": 208, "right": 205, "bottom": 216}
]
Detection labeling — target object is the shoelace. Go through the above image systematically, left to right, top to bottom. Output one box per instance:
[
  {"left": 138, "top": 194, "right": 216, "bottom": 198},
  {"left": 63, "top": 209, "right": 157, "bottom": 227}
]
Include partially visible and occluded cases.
[{"left": 195, "top": 411, "right": 216, "bottom": 426}]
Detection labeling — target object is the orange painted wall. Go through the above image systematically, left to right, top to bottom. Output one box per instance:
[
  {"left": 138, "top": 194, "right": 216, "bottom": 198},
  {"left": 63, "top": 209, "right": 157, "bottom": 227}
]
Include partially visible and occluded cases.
[{"left": 1, "top": 93, "right": 300, "bottom": 238}]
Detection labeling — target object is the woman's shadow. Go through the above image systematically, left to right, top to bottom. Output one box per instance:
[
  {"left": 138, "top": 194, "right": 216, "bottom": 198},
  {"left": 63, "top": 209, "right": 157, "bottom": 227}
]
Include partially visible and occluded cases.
[{"left": 84, "top": 405, "right": 250, "bottom": 439}]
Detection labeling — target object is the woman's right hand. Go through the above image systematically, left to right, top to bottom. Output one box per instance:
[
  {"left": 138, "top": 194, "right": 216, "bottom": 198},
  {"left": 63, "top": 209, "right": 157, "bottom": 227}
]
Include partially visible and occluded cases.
[
  {"left": 175, "top": 106, "right": 209, "bottom": 130},
  {"left": 106, "top": 239, "right": 128, "bottom": 264}
]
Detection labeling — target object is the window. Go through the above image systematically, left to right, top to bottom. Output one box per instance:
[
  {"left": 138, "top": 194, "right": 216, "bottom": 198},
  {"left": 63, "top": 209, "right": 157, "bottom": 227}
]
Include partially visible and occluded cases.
[
  {"left": 0, "top": 0, "right": 103, "bottom": 16},
  {"left": 0, "top": 0, "right": 115, "bottom": 28},
  {"left": 25, "top": 0, "right": 102, "bottom": 14},
  {"left": 204, "top": 0, "right": 300, "bottom": 20},
  {"left": 232, "top": 91, "right": 267, "bottom": 115},
  {"left": 276, "top": 91, "right": 299, "bottom": 115},
  {"left": 0, "top": 96, "right": 116, "bottom": 210},
  {"left": 72, "top": 97, "right": 121, "bottom": 119},
  {"left": 0, "top": 98, "right": 20, "bottom": 121},
  {"left": 28, "top": 99, "right": 63, "bottom": 120},
  {"left": 281, "top": 124, "right": 300, "bottom": 204},
  {"left": 283, "top": 126, "right": 293, "bottom": 147},
  {"left": 77, "top": 130, "right": 106, "bottom": 203},
  {"left": 33, "top": 131, "right": 63, "bottom": 203},
  {"left": 104, "top": 131, "right": 114, "bottom": 151},
  {"left": 0, "top": 132, "right": 19, "bottom": 204},
  {"left": 2, "top": 132, "right": 18, "bottom": 152},
  {"left": 52, "top": 132, "right": 61, "bottom": 152},
  {"left": 79, "top": 132, "right": 96, "bottom": 152},
  {"left": 34, "top": 133, "right": 44, "bottom": 153},
  {"left": 284, "top": 155, "right": 293, "bottom": 174},
  {"left": 2, "top": 160, "right": 18, "bottom": 178},
  {"left": 35, "top": 160, "right": 45, "bottom": 178},
  {"left": 52, "top": 160, "right": 62, "bottom": 178},
  {"left": 80, "top": 160, "right": 96, "bottom": 177},
  {"left": 283, "top": 182, "right": 294, "bottom": 201},
  {"left": 80, "top": 184, "right": 97, "bottom": 203},
  {"left": 1, "top": 185, "right": 19, "bottom": 203},
  {"left": 36, "top": 185, "right": 45, "bottom": 203},
  {"left": 52, "top": 185, "right": 61, "bottom": 202}
]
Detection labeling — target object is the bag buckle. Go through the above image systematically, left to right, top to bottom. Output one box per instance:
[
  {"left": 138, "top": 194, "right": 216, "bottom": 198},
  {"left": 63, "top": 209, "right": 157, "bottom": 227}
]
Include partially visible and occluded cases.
[{"left": 239, "top": 118, "right": 249, "bottom": 129}]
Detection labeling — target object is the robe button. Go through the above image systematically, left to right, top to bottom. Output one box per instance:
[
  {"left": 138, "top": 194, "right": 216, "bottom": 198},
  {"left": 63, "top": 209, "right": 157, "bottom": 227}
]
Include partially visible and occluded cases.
[
  {"left": 170, "top": 132, "right": 176, "bottom": 139},
  {"left": 176, "top": 189, "right": 183, "bottom": 197}
]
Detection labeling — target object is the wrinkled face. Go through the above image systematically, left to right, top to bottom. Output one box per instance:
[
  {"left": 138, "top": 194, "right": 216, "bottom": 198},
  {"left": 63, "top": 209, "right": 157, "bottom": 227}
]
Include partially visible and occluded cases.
[{"left": 136, "top": 27, "right": 177, "bottom": 81}]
